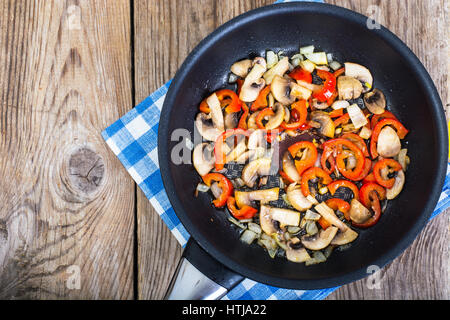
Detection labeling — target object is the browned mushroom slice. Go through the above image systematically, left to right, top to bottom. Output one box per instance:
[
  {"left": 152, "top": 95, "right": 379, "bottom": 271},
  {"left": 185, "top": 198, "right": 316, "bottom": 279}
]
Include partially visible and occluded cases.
[
  {"left": 239, "top": 57, "right": 267, "bottom": 102},
  {"left": 263, "top": 57, "right": 290, "bottom": 85},
  {"left": 230, "top": 59, "right": 252, "bottom": 78},
  {"left": 344, "top": 62, "right": 373, "bottom": 92},
  {"left": 271, "top": 75, "right": 295, "bottom": 105},
  {"left": 337, "top": 75, "right": 363, "bottom": 100},
  {"left": 364, "top": 89, "right": 386, "bottom": 115},
  {"left": 265, "top": 102, "right": 286, "bottom": 130},
  {"left": 310, "top": 111, "right": 335, "bottom": 138},
  {"left": 195, "top": 112, "right": 223, "bottom": 141},
  {"left": 192, "top": 143, "right": 215, "bottom": 176},
  {"left": 282, "top": 151, "right": 301, "bottom": 183},
  {"left": 241, "top": 158, "right": 272, "bottom": 188},
  {"left": 386, "top": 170, "right": 405, "bottom": 200},
  {"left": 286, "top": 183, "right": 313, "bottom": 211},
  {"left": 235, "top": 188, "right": 280, "bottom": 209},
  {"left": 349, "top": 199, "right": 372, "bottom": 224},
  {"left": 314, "top": 202, "right": 348, "bottom": 231},
  {"left": 260, "top": 205, "right": 300, "bottom": 235},
  {"left": 301, "top": 226, "right": 338, "bottom": 250},
  {"left": 331, "top": 227, "right": 358, "bottom": 245},
  {"left": 286, "top": 239, "right": 311, "bottom": 263}
]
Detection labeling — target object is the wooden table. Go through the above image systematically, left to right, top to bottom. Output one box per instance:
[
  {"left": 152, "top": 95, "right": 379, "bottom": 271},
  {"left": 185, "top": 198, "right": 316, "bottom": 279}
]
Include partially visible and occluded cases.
[{"left": 0, "top": 0, "right": 448, "bottom": 300}]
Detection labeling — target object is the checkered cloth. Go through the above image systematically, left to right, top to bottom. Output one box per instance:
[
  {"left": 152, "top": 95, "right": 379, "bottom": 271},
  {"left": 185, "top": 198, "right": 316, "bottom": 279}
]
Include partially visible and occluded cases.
[{"left": 102, "top": 0, "right": 449, "bottom": 300}]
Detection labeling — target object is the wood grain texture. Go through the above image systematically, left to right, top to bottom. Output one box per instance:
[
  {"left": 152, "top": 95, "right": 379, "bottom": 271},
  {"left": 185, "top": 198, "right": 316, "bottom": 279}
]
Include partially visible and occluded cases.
[
  {"left": 0, "top": 0, "right": 134, "bottom": 299},
  {"left": 135, "top": 0, "right": 449, "bottom": 300}
]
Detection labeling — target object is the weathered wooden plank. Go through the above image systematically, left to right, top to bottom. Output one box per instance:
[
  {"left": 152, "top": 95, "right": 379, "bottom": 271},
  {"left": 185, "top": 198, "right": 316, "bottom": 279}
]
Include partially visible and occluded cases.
[
  {"left": 0, "top": 0, "right": 134, "bottom": 299},
  {"left": 134, "top": 0, "right": 448, "bottom": 299},
  {"left": 325, "top": 0, "right": 449, "bottom": 300}
]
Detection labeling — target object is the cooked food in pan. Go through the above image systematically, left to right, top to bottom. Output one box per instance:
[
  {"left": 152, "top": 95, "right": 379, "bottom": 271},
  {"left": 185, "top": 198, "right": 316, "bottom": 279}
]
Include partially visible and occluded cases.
[{"left": 193, "top": 46, "right": 409, "bottom": 265}]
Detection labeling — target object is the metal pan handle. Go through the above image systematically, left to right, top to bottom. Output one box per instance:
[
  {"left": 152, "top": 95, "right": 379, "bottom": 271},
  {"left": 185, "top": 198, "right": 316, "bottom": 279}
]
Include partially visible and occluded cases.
[{"left": 164, "top": 238, "right": 244, "bottom": 300}]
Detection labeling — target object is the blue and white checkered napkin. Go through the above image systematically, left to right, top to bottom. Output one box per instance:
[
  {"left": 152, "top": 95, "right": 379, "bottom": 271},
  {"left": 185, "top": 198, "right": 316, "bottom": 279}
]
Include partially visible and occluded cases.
[{"left": 102, "top": 0, "right": 449, "bottom": 300}]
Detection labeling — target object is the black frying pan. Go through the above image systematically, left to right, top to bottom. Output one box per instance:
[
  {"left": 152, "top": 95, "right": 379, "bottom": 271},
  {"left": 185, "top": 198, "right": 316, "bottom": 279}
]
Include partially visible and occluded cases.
[{"left": 158, "top": 2, "right": 447, "bottom": 297}]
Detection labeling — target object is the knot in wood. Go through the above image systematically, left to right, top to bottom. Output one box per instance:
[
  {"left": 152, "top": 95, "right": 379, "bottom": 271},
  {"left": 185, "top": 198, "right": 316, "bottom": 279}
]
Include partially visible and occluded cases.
[{"left": 68, "top": 148, "right": 104, "bottom": 194}]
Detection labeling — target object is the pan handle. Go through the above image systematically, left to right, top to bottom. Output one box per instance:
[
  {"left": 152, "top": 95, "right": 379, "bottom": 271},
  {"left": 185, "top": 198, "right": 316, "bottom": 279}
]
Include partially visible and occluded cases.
[{"left": 164, "top": 238, "right": 244, "bottom": 300}]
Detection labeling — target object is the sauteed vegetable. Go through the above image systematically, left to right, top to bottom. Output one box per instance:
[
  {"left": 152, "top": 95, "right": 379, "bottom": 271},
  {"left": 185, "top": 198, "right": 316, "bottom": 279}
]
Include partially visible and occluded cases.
[{"left": 193, "top": 46, "right": 409, "bottom": 265}]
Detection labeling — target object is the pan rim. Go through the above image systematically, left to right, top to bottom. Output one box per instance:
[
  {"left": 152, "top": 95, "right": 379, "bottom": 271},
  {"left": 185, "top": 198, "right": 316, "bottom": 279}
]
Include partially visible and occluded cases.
[{"left": 158, "top": 2, "right": 448, "bottom": 289}]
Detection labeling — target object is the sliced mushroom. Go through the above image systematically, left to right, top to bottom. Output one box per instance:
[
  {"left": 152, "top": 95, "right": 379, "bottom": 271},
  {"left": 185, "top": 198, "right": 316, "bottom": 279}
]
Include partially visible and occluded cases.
[
  {"left": 263, "top": 57, "right": 290, "bottom": 85},
  {"left": 239, "top": 58, "right": 267, "bottom": 102},
  {"left": 230, "top": 59, "right": 252, "bottom": 78},
  {"left": 344, "top": 62, "right": 373, "bottom": 92},
  {"left": 271, "top": 75, "right": 295, "bottom": 105},
  {"left": 337, "top": 75, "right": 363, "bottom": 100},
  {"left": 295, "top": 80, "right": 321, "bottom": 92},
  {"left": 290, "top": 82, "right": 312, "bottom": 100},
  {"left": 364, "top": 88, "right": 386, "bottom": 115},
  {"left": 206, "top": 93, "right": 225, "bottom": 132},
  {"left": 311, "top": 98, "right": 329, "bottom": 110},
  {"left": 331, "top": 100, "right": 350, "bottom": 110},
  {"left": 265, "top": 102, "right": 286, "bottom": 130},
  {"left": 247, "top": 111, "right": 260, "bottom": 130},
  {"left": 310, "top": 111, "right": 335, "bottom": 138},
  {"left": 195, "top": 112, "right": 223, "bottom": 141},
  {"left": 224, "top": 112, "right": 239, "bottom": 130},
  {"left": 377, "top": 126, "right": 401, "bottom": 157},
  {"left": 248, "top": 129, "right": 267, "bottom": 150},
  {"left": 225, "top": 138, "right": 247, "bottom": 163},
  {"left": 192, "top": 143, "right": 215, "bottom": 176},
  {"left": 282, "top": 151, "right": 301, "bottom": 183},
  {"left": 242, "top": 158, "right": 272, "bottom": 188},
  {"left": 386, "top": 170, "right": 405, "bottom": 200},
  {"left": 286, "top": 183, "right": 314, "bottom": 212},
  {"left": 235, "top": 188, "right": 280, "bottom": 208},
  {"left": 349, "top": 199, "right": 372, "bottom": 224},
  {"left": 314, "top": 202, "right": 348, "bottom": 231},
  {"left": 260, "top": 205, "right": 300, "bottom": 235},
  {"left": 301, "top": 226, "right": 338, "bottom": 250},
  {"left": 331, "top": 227, "right": 358, "bottom": 245},
  {"left": 286, "top": 239, "right": 311, "bottom": 263}
]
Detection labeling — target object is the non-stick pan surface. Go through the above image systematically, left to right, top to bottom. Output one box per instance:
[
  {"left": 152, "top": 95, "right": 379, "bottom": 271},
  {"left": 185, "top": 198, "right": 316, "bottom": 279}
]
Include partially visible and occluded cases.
[{"left": 158, "top": 2, "right": 447, "bottom": 289}]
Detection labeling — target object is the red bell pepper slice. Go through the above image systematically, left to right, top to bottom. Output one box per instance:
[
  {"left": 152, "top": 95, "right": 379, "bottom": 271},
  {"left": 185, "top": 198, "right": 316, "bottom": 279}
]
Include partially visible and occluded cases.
[
  {"left": 289, "top": 67, "right": 312, "bottom": 83},
  {"left": 333, "top": 67, "right": 345, "bottom": 78},
  {"left": 312, "top": 69, "right": 337, "bottom": 103},
  {"left": 250, "top": 85, "right": 271, "bottom": 111},
  {"left": 199, "top": 89, "right": 242, "bottom": 114},
  {"left": 281, "top": 99, "right": 308, "bottom": 130},
  {"left": 237, "top": 103, "right": 249, "bottom": 129},
  {"left": 328, "top": 108, "right": 344, "bottom": 118},
  {"left": 370, "top": 111, "right": 398, "bottom": 130},
  {"left": 333, "top": 113, "right": 350, "bottom": 127},
  {"left": 370, "top": 118, "right": 408, "bottom": 159},
  {"left": 214, "top": 129, "right": 250, "bottom": 171},
  {"left": 341, "top": 132, "right": 370, "bottom": 157},
  {"left": 323, "top": 138, "right": 365, "bottom": 181},
  {"left": 288, "top": 141, "right": 318, "bottom": 176},
  {"left": 355, "top": 157, "right": 372, "bottom": 181},
  {"left": 373, "top": 158, "right": 402, "bottom": 188},
  {"left": 301, "top": 167, "right": 332, "bottom": 197},
  {"left": 363, "top": 172, "right": 376, "bottom": 184},
  {"left": 202, "top": 173, "right": 234, "bottom": 208},
  {"left": 327, "top": 179, "right": 360, "bottom": 201},
  {"left": 352, "top": 182, "right": 386, "bottom": 228},
  {"left": 227, "top": 196, "right": 258, "bottom": 220},
  {"left": 326, "top": 198, "right": 351, "bottom": 221},
  {"left": 318, "top": 217, "right": 331, "bottom": 230}
]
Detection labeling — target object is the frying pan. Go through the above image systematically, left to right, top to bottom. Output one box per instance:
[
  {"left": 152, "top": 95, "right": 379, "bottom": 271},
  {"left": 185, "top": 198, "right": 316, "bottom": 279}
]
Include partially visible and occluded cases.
[{"left": 158, "top": 2, "right": 447, "bottom": 299}]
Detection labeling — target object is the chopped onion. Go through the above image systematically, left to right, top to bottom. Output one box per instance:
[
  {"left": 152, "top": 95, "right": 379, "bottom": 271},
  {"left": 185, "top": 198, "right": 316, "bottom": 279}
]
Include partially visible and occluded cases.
[
  {"left": 299, "top": 45, "right": 315, "bottom": 55},
  {"left": 266, "top": 50, "right": 278, "bottom": 69},
  {"left": 304, "top": 52, "right": 328, "bottom": 65},
  {"left": 326, "top": 53, "right": 334, "bottom": 62},
  {"left": 291, "top": 58, "right": 301, "bottom": 68},
  {"left": 299, "top": 59, "right": 316, "bottom": 73},
  {"left": 329, "top": 60, "right": 342, "bottom": 71},
  {"left": 228, "top": 73, "right": 238, "bottom": 83},
  {"left": 347, "top": 104, "right": 368, "bottom": 129},
  {"left": 359, "top": 126, "right": 372, "bottom": 140},
  {"left": 196, "top": 183, "right": 210, "bottom": 193},
  {"left": 282, "top": 193, "right": 292, "bottom": 206},
  {"left": 304, "top": 210, "right": 321, "bottom": 221},
  {"left": 228, "top": 217, "right": 247, "bottom": 230},
  {"left": 305, "top": 221, "right": 318, "bottom": 235},
  {"left": 248, "top": 222, "right": 262, "bottom": 234},
  {"left": 287, "top": 226, "right": 301, "bottom": 234},
  {"left": 240, "top": 229, "right": 258, "bottom": 244}
]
